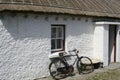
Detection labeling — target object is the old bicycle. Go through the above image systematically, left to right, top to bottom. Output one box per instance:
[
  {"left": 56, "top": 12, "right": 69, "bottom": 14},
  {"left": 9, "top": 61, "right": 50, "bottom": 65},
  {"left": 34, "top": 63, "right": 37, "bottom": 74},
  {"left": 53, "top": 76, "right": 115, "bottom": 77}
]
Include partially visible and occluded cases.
[{"left": 49, "top": 49, "right": 94, "bottom": 80}]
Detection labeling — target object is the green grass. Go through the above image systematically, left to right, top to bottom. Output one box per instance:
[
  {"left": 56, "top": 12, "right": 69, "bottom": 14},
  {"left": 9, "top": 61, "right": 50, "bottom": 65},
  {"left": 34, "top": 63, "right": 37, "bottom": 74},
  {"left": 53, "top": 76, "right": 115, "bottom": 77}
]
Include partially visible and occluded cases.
[{"left": 86, "top": 69, "right": 120, "bottom": 80}]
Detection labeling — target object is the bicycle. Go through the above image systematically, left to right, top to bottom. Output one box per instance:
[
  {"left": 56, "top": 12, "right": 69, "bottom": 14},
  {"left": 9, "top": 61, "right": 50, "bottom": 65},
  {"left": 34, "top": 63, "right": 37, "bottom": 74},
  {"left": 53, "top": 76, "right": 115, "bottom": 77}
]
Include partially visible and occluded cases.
[{"left": 49, "top": 49, "right": 94, "bottom": 80}]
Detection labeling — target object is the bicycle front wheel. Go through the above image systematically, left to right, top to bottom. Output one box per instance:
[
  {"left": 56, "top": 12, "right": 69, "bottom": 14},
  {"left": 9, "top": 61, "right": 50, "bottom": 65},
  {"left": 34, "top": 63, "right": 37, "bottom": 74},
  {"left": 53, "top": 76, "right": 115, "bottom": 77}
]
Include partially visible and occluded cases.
[
  {"left": 77, "top": 56, "right": 94, "bottom": 74},
  {"left": 49, "top": 60, "right": 66, "bottom": 80}
]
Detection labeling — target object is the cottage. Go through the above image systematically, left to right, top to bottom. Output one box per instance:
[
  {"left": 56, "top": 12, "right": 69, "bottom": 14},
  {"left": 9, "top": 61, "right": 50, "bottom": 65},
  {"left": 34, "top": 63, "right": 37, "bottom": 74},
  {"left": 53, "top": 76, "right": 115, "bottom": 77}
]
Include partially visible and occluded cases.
[{"left": 0, "top": 0, "right": 120, "bottom": 80}]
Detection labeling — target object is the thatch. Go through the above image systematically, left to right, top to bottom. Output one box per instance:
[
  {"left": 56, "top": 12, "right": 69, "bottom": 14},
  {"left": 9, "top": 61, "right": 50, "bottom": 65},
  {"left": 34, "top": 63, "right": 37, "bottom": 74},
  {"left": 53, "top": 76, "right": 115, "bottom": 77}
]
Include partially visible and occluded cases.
[{"left": 0, "top": 0, "right": 120, "bottom": 18}]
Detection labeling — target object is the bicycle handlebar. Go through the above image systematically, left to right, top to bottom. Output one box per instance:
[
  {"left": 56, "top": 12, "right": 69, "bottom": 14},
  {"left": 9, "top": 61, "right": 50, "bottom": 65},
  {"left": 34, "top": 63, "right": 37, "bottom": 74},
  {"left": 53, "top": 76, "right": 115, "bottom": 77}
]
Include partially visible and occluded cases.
[
  {"left": 68, "top": 49, "right": 79, "bottom": 53},
  {"left": 73, "top": 49, "right": 77, "bottom": 51}
]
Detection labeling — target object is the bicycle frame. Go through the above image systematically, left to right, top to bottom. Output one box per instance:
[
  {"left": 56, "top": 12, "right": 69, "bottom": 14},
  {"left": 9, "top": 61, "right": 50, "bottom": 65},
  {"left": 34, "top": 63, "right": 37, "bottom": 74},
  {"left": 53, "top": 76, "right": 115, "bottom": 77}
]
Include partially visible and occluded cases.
[
  {"left": 49, "top": 49, "right": 94, "bottom": 80},
  {"left": 60, "top": 50, "right": 80, "bottom": 67}
]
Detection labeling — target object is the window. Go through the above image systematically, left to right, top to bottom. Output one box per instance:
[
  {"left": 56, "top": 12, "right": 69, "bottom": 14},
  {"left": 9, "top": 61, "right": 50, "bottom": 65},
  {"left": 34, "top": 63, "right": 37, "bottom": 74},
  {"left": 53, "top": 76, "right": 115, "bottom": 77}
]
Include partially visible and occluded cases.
[{"left": 51, "top": 25, "right": 65, "bottom": 52}]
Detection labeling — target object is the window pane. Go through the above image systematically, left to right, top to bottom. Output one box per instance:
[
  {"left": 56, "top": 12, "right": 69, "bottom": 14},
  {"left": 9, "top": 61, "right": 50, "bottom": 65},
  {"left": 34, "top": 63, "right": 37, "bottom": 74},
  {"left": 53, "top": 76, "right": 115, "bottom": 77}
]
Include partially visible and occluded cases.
[
  {"left": 51, "top": 25, "right": 65, "bottom": 51},
  {"left": 57, "top": 27, "right": 62, "bottom": 38},
  {"left": 51, "top": 28, "right": 56, "bottom": 38},
  {"left": 57, "top": 39, "right": 62, "bottom": 49},
  {"left": 51, "top": 40, "right": 56, "bottom": 49}
]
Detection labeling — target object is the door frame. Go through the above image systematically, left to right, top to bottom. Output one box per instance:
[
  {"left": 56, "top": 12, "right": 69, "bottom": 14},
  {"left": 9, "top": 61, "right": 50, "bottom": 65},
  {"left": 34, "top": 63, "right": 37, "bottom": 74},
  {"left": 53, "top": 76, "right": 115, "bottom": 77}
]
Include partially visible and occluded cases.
[{"left": 109, "top": 25, "right": 117, "bottom": 63}]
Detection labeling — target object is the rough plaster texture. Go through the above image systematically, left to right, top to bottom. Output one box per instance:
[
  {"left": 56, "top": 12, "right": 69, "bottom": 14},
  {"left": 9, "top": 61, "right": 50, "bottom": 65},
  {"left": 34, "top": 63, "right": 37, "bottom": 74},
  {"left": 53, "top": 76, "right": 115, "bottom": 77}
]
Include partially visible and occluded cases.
[
  {"left": 0, "top": 13, "right": 94, "bottom": 80},
  {"left": 66, "top": 18, "right": 94, "bottom": 58},
  {"left": 93, "top": 24, "right": 109, "bottom": 66},
  {"left": 93, "top": 25, "right": 104, "bottom": 61},
  {"left": 103, "top": 25, "right": 109, "bottom": 66},
  {"left": 117, "top": 26, "right": 120, "bottom": 62}
]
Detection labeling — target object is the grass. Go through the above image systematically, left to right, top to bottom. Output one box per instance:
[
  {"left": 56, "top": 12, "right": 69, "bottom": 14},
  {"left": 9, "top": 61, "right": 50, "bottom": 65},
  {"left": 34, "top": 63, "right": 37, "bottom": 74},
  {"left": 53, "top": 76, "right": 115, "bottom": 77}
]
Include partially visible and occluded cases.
[{"left": 86, "top": 69, "right": 120, "bottom": 80}]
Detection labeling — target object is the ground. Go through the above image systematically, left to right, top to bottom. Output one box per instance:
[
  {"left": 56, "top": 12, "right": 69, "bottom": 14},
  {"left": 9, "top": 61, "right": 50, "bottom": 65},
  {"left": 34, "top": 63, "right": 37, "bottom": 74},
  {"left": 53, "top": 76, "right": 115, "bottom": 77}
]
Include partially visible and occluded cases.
[{"left": 36, "top": 63, "right": 120, "bottom": 80}]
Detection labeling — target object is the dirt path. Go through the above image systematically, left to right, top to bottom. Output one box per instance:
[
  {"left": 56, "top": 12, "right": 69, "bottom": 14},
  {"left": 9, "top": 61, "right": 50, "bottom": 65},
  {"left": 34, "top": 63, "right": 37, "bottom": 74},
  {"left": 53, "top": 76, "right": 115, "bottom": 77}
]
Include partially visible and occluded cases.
[{"left": 36, "top": 63, "right": 120, "bottom": 80}]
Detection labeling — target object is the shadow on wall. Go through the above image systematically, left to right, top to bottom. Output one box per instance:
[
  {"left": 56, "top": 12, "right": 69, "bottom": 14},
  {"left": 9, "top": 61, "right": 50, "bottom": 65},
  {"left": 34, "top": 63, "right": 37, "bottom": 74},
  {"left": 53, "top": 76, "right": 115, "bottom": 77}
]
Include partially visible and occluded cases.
[
  {"left": 0, "top": 13, "right": 95, "bottom": 79},
  {"left": 0, "top": 14, "right": 51, "bottom": 79},
  {"left": 1, "top": 14, "right": 50, "bottom": 40},
  {"left": 1, "top": 14, "right": 95, "bottom": 52},
  {"left": 66, "top": 20, "right": 95, "bottom": 55},
  {"left": 67, "top": 21, "right": 95, "bottom": 36}
]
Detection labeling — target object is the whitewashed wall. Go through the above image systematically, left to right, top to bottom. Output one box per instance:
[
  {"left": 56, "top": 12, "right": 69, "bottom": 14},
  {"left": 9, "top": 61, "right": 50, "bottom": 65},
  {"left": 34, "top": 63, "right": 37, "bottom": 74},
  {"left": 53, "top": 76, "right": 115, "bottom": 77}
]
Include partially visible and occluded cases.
[
  {"left": 0, "top": 13, "right": 95, "bottom": 80},
  {"left": 93, "top": 24, "right": 109, "bottom": 66},
  {"left": 93, "top": 25, "right": 104, "bottom": 61},
  {"left": 117, "top": 25, "right": 120, "bottom": 62}
]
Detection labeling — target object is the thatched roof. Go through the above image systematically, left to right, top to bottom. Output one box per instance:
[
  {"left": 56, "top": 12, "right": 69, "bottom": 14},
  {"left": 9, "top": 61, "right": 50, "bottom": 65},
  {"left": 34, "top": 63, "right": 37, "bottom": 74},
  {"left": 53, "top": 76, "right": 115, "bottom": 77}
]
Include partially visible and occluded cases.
[{"left": 0, "top": 0, "right": 120, "bottom": 18}]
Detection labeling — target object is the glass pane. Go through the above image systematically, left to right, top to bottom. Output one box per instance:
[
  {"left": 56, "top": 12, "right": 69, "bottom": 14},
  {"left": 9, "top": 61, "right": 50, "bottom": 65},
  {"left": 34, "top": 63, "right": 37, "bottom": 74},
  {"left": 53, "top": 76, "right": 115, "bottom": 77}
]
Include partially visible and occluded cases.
[
  {"left": 57, "top": 27, "right": 62, "bottom": 38},
  {"left": 51, "top": 28, "right": 56, "bottom": 38},
  {"left": 51, "top": 39, "right": 56, "bottom": 49},
  {"left": 57, "top": 39, "right": 62, "bottom": 49}
]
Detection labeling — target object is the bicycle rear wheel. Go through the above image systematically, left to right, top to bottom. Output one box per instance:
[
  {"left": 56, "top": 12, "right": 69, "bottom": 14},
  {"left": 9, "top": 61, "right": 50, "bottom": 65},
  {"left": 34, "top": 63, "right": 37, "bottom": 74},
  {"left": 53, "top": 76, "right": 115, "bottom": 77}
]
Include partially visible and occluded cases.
[
  {"left": 77, "top": 56, "right": 94, "bottom": 74},
  {"left": 49, "top": 60, "right": 67, "bottom": 80}
]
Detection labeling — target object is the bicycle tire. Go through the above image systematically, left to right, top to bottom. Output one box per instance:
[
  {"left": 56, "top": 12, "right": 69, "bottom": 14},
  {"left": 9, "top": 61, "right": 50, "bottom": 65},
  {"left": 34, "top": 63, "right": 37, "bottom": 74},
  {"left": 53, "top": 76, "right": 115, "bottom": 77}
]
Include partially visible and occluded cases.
[
  {"left": 77, "top": 56, "right": 94, "bottom": 74},
  {"left": 49, "top": 60, "right": 67, "bottom": 80}
]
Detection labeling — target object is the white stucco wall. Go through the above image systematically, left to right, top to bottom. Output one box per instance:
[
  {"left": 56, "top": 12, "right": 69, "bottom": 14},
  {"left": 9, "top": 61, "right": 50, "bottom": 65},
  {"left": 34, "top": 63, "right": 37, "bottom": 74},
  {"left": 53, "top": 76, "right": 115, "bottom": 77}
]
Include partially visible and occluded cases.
[
  {"left": 0, "top": 13, "right": 95, "bottom": 80},
  {"left": 66, "top": 18, "right": 94, "bottom": 58},
  {"left": 94, "top": 23, "right": 109, "bottom": 66},
  {"left": 93, "top": 25, "right": 104, "bottom": 61},
  {"left": 117, "top": 25, "right": 120, "bottom": 62}
]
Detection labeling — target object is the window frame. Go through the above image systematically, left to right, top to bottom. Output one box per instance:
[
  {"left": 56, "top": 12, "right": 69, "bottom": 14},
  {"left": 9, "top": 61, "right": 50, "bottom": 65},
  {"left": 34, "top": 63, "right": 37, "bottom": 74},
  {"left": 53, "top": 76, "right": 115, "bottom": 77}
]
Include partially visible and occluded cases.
[{"left": 51, "top": 24, "right": 65, "bottom": 52}]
